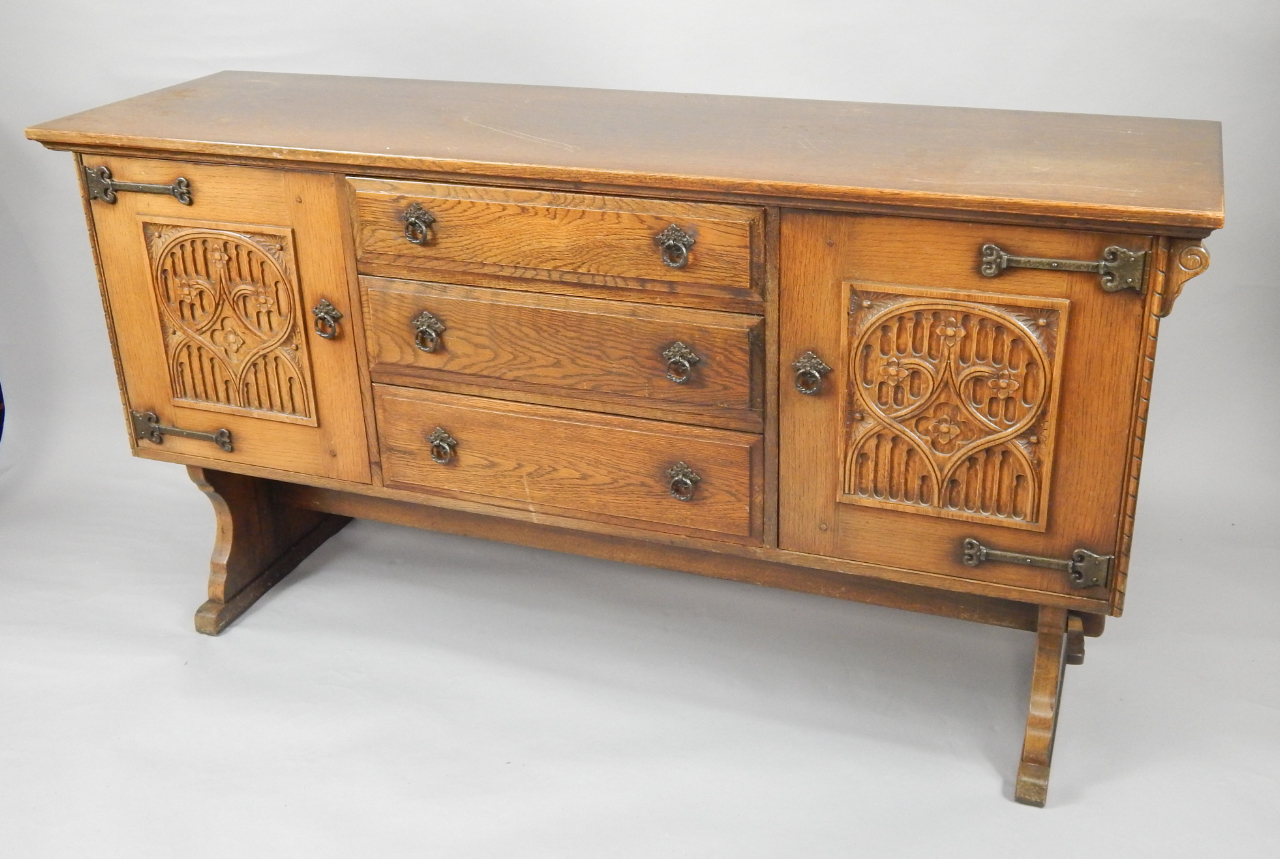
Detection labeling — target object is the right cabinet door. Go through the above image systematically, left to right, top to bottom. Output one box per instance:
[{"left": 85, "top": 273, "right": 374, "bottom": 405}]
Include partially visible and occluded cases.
[{"left": 779, "top": 213, "right": 1153, "bottom": 599}]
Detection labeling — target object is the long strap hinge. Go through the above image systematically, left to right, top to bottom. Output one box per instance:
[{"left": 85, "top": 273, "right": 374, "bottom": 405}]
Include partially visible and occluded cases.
[
  {"left": 85, "top": 165, "right": 192, "bottom": 205},
  {"left": 979, "top": 243, "right": 1147, "bottom": 294},
  {"left": 131, "top": 410, "right": 233, "bottom": 453},
  {"left": 962, "top": 538, "right": 1111, "bottom": 589}
]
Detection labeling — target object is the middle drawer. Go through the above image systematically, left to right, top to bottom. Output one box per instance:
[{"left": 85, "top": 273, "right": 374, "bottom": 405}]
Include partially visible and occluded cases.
[{"left": 361, "top": 276, "right": 764, "bottom": 429}]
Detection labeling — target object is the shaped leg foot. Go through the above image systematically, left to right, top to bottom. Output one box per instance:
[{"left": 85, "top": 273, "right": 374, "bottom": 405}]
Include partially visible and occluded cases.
[
  {"left": 189, "top": 467, "right": 350, "bottom": 635},
  {"left": 1014, "top": 605, "right": 1070, "bottom": 807}
]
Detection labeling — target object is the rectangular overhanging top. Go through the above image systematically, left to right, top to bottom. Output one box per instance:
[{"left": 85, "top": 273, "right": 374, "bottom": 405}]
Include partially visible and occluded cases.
[{"left": 27, "top": 71, "right": 1225, "bottom": 234}]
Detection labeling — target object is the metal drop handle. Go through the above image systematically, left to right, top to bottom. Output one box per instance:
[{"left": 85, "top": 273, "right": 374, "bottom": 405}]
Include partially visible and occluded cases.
[
  {"left": 403, "top": 202, "right": 437, "bottom": 245},
  {"left": 654, "top": 224, "right": 695, "bottom": 269},
  {"left": 312, "top": 299, "right": 343, "bottom": 339},
  {"left": 413, "top": 310, "right": 446, "bottom": 353},
  {"left": 662, "top": 342, "right": 700, "bottom": 384},
  {"left": 792, "top": 351, "right": 832, "bottom": 395},
  {"left": 428, "top": 427, "right": 457, "bottom": 464},
  {"left": 666, "top": 462, "right": 701, "bottom": 501}
]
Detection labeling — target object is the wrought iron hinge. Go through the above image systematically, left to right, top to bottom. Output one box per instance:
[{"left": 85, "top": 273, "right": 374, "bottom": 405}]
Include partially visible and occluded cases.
[
  {"left": 85, "top": 165, "right": 192, "bottom": 205},
  {"left": 979, "top": 243, "right": 1147, "bottom": 294},
  {"left": 131, "top": 410, "right": 233, "bottom": 453},
  {"left": 961, "top": 538, "right": 1111, "bottom": 589}
]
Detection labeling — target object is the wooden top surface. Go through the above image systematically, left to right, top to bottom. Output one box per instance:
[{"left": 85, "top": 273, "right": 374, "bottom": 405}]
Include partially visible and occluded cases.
[{"left": 27, "top": 71, "right": 1224, "bottom": 232}]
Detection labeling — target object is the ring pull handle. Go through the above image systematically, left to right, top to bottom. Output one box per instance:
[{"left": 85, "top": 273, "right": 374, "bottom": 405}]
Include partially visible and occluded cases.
[
  {"left": 403, "top": 202, "right": 437, "bottom": 245},
  {"left": 654, "top": 224, "right": 695, "bottom": 269},
  {"left": 311, "top": 299, "right": 343, "bottom": 340},
  {"left": 412, "top": 310, "right": 446, "bottom": 353},
  {"left": 661, "top": 341, "right": 701, "bottom": 384},
  {"left": 791, "top": 351, "right": 832, "bottom": 395},
  {"left": 428, "top": 427, "right": 457, "bottom": 464},
  {"left": 666, "top": 461, "right": 701, "bottom": 502}
]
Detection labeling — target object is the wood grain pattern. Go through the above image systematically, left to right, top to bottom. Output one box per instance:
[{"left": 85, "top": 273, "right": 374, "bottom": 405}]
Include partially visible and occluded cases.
[
  {"left": 27, "top": 72, "right": 1224, "bottom": 233},
  {"left": 35, "top": 74, "right": 1229, "bottom": 808},
  {"left": 73, "top": 153, "right": 136, "bottom": 437},
  {"left": 87, "top": 156, "right": 372, "bottom": 483},
  {"left": 334, "top": 172, "right": 387, "bottom": 486},
  {"left": 350, "top": 178, "right": 763, "bottom": 305},
  {"left": 762, "top": 207, "right": 782, "bottom": 547},
  {"left": 780, "top": 212, "right": 1150, "bottom": 598},
  {"left": 1110, "top": 236, "right": 1184, "bottom": 615},
  {"left": 361, "top": 276, "right": 762, "bottom": 422},
  {"left": 360, "top": 372, "right": 765, "bottom": 434},
  {"left": 374, "top": 385, "right": 763, "bottom": 541},
  {"left": 139, "top": 437, "right": 1111, "bottom": 615},
  {"left": 188, "top": 466, "right": 349, "bottom": 635},
  {"left": 277, "top": 481, "right": 1044, "bottom": 634},
  {"left": 1014, "top": 606, "right": 1070, "bottom": 807},
  {"left": 1065, "top": 613, "right": 1086, "bottom": 665}
]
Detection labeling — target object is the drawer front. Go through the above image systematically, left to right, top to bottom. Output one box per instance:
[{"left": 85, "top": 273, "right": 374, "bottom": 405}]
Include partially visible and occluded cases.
[
  {"left": 349, "top": 178, "right": 764, "bottom": 306},
  {"left": 362, "top": 277, "right": 763, "bottom": 424},
  {"left": 375, "top": 386, "right": 763, "bottom": 540}
]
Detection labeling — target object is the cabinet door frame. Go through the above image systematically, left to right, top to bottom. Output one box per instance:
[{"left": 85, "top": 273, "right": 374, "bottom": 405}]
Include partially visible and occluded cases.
[
  {"left": 83, "top": 155, "right": 371, "bottom": 484},
  {"left": 779, "top": 212, "right": 1152, "bottom": 603}
]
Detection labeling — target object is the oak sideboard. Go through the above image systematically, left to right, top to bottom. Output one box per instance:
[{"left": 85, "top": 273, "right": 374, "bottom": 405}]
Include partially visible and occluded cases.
[{"left": 28, "top": 72, "right": 1223, "bottom": 806}]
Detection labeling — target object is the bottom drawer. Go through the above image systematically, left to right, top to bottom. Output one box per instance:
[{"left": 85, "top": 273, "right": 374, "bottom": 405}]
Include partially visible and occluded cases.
[{"left": 374, "top": 385, "right": 762, "bottom": 540}]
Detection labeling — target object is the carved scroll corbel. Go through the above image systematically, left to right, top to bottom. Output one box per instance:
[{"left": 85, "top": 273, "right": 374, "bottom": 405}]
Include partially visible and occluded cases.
[{"left": 1156, "top": 240, "right": 1210, "bottom": 317}]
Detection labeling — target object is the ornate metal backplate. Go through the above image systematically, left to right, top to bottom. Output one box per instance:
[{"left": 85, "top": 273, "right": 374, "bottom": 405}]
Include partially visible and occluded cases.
[
  {"left": 402, "top": 202, "right": 437, "bottom": 245},
  {"left": 143, "top": 220, "right": 318, "bottom": 425},
  {"left": 654, "top": 224, "right": 695, "bottom": 269},
  {"left": 841, "top": 282, "right": 1069, "bottom": 530},
  {"left": 311, "top": 298, "right": 343, "bottom": 339},
  {"left": 412, "top": 309, "right": 446, "bottom": 352},
  {"left": 661, "top": 341, "right": 701, "bottom": 384},
  {"left": 792, "top": 350, "right": 832, "bottom": 395},
  {"left": 428, "top": 427, "right": 457, "bottom": 464},
  {"left": 665, "top": 461, "right": 701, "bottom": 501}
]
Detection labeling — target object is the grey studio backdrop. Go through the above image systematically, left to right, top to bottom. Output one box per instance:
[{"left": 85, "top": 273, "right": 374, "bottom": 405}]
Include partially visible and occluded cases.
[{"left": 0, "top": 1, "right": 1276, "bottom": 856}]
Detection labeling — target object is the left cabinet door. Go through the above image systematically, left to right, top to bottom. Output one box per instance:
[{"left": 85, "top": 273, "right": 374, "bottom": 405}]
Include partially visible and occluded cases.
[{"left": 84, "top": 156, "right": 371, "bottom": 483}]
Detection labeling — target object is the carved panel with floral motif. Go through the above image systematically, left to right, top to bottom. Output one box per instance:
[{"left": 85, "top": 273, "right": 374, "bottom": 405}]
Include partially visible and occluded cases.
[
  {"left": 142, "top": 221, "right": 318, "bottom": 425},
  {"left": 841, "top": 282, "right": 1069, "bottom": 530}
]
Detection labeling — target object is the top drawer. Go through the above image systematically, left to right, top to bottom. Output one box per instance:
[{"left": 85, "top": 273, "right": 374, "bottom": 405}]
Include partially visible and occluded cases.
[{"left": 348, "top": 178, "right": 764, "bottom": 308}]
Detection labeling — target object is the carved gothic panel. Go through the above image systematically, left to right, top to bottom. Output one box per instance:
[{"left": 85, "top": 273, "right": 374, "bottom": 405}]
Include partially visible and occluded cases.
[
  {"left": 143, "top": 221, "right": 317, "bottom": 425},
  {"left": 841, "top": 283, "right": 1069, "bottom": 530}
]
